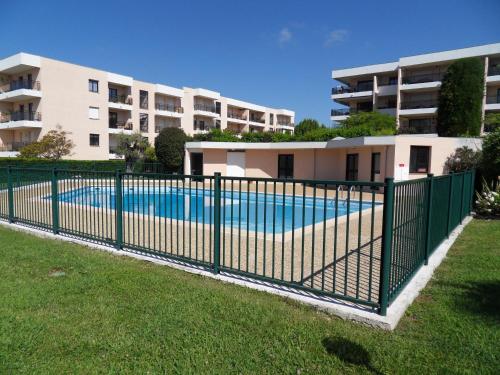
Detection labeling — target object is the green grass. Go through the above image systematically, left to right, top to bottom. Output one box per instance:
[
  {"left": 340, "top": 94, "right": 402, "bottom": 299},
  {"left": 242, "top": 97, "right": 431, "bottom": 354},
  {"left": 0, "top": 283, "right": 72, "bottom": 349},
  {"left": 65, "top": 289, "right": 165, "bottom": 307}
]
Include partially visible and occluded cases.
[{"left": 0, "top": 220, "right": 499, "bottom": 374}]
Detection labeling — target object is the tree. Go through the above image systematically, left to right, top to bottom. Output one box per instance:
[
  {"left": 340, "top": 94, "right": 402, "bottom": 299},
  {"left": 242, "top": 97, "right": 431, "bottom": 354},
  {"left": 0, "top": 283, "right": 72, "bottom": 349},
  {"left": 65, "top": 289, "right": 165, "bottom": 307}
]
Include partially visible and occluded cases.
[
  {"left": 437, "top": 58, "right": 484, "bottom": 136},
  {"left": 341, "top": 111, "right": 397, "bottom": 134},
  {"left": 294, "top": 118, "right": 322, "bottom": 135},
  {"left": 19, "top": 126, "right": 74, "bottom": 159},
  {"left": 155, "top": 127, "right": 189, "bottom": 173},
  {"left": 480, "top": 128, "right": 500, "bottom": 183},
  {"left": 115, "top": 132, "right": 149, "bottom": 172},
  {"left": 444, "top": 146, "right": 481, "bottom": 173}
]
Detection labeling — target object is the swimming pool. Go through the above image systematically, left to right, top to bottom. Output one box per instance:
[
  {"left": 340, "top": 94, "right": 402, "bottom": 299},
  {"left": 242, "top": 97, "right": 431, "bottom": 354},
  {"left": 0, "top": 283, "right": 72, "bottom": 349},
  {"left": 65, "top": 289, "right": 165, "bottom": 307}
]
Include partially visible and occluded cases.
[{"left": 57, "top": 187, "right": 378, "bottom": 233}]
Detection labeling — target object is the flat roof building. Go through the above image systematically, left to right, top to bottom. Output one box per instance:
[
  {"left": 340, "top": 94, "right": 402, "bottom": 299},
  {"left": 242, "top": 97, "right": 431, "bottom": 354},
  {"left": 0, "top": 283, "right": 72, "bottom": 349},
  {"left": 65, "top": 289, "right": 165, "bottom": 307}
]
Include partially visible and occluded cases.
[
  {"left": 331, "top": 43, "right": 500, "bottom": 134},
  {"left": 0, "top": 53, "right": 295, "bottom": 160}
]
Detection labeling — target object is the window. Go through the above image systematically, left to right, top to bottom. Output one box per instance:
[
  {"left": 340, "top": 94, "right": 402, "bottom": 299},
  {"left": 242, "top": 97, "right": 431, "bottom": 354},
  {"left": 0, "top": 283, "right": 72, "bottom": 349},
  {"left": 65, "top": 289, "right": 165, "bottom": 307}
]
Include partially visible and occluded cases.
[
  {"left": 89, "top": 79, "right": 99, "bottom": 93},
  {"left": 140, "top": 90, "right": 149, "bottom": 109},
  {"left": 215, "top": 102, "right": 221, "bottom": 115},
  {"left": 88, "top": 106, "right": 99, "bottom": 120},
  {"left": 270, "top": 113, "right": 274, "bottom": 125},
  {"left": 140, "top": 114, "right": 149, "bottom": 132},
  {"left": 194, "top": 120, "right": 205, "bottom": 131},
  {"left": 215, "top": 120, "right": 221, "bottom": 129},
  {"left": 89, "top": 133, "right": 100, "bottom": 147},
  {"left": 410, "top": 146, "right": 430, "bottom": 173},
  {"left": 278, "top": 154, "right": 294, "bottom": 179}
]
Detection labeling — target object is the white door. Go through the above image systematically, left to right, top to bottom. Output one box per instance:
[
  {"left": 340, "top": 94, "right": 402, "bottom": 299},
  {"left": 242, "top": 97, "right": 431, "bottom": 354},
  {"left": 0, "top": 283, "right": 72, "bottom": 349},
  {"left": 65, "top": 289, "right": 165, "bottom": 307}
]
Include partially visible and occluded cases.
[{"left": 227, "top": 151, "right": 245, "bottom": 177}]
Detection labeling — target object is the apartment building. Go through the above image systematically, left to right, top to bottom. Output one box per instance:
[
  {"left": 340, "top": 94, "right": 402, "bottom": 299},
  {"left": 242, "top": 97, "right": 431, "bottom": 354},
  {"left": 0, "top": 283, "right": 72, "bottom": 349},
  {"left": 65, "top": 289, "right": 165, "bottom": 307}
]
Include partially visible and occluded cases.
[
  {"left": 331, "top": 43, "right": 500, "bottom": 134},
  {"left": 0, "top": 53, "right": 295, "bottom": 160}
]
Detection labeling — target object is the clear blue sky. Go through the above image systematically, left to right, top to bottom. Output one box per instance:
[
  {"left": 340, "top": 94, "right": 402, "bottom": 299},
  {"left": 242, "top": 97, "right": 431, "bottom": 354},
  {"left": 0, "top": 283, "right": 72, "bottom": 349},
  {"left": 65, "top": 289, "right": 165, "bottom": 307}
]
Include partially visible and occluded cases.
[{"left": 1, "top": 0, "right": 499, "bottom": 124}]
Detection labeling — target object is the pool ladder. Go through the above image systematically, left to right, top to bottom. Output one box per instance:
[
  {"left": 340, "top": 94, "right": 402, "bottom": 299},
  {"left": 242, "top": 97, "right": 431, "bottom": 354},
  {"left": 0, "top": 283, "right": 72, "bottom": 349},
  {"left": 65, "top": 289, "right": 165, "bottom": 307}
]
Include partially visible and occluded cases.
[{"left": 335, "top": 185, "right": 355, "bottom": 207}]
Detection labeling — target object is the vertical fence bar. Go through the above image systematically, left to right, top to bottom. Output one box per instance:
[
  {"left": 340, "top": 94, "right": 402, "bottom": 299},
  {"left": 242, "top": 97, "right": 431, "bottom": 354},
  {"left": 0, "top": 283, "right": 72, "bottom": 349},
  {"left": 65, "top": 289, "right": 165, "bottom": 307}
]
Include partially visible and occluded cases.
[
  {"left": 7, "top": 166, "right": 14, "bottom": 223},
  {"left": 51, "top": 168, "right": 59, "bottom": 234},
  {"left": 115, "top": 170, "right": 123, "bottom": 250},
  {"left": 213, "top": 172, "right": 221, "bottom": 274},
  {"left": 424, "top": 173, "right": 434, "bottom": 265},
  {"left": 446, "top": 173, "right": 454, "bottom": 237},
  {"left": 459, "top": 173, "right": 465, "bottom": 223},
  {"left": 379, "top": 177, "right": 394, "bottom": 316}
]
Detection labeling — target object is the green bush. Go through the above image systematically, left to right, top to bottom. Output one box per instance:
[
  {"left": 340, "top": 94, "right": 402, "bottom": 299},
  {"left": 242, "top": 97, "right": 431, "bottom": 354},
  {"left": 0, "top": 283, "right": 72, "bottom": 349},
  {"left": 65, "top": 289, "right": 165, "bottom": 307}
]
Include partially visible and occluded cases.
[
  {"left": 437, "top": 58, "right": 484, "bottom": 136},
  {"left": 342, "top": 111, "right": 397, "bottom": 134},
  {"left": 294, "top": 119, "right": 322, "bottom": 135},
  {"left": 155, "top": 127, "right": 189, "bottom": 173},
  {"left": 480, "top": 128, "right": 500, "bottom": 183},
  {"left": 444, "top": 146, "right": 481, "bottom": 173},
  {"left": 0, "top": 158, "right": 125, "bottom": 171}
]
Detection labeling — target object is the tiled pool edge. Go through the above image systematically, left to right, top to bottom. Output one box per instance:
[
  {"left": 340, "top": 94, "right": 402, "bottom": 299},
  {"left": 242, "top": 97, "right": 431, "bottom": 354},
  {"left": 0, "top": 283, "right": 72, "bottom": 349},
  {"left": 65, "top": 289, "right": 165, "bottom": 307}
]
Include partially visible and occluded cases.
[{"left": 0, "top": 216, "right": 472, "bottom": 330}]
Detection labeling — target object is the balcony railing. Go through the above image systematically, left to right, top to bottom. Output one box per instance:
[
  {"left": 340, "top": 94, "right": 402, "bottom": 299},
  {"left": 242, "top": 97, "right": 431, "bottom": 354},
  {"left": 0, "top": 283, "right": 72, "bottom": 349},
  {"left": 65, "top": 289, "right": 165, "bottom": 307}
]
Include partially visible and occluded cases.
[
  {"left": 488, "top": 66, "right": 500, "bottom": 76},
  {"left": 402, "top": 72, "right": 443, "bottom": 85},
  {"left": 1, "top": 80, "right": 41, "bottom": 92},
  {"left": 331, "top": 83, "right": 374, "bottom": 95},
  {"left": 109, "top": 94, "right": 133, "bottom": 105},
  {"left": 486, "top": 95, "right": 500, "bottom": 104},
  {"left": 400, "top": 99, "right": 438, "bottom": 110},
  {"left": 155, "top": 103, "right": 184, "bottom": 113},
  {"left": 194, "top": 103, "right": 217, "bottom": 113},
  {"left": 331, "top": 107, "right": 372, "bottom": 116},
  {"left": 0, "top": 111, "right": 42, "bottom": 123},
  {"left": 227, "top": 112, "right": 247, "bottom": 120},
  {"left": 249, "top": 116, "right": 265, "bottom": 124},
  {"left": 109, "top": 121, "right": 133, "bottom": 130},
  {"left": 277, "top": 122, "right": 294, "bottom": 127},
  {"left": 155, "top": 123, "right": 180, "bottom": 133},
  {"left": 0, "top": 141, "right": 33, "bottom": 152}
]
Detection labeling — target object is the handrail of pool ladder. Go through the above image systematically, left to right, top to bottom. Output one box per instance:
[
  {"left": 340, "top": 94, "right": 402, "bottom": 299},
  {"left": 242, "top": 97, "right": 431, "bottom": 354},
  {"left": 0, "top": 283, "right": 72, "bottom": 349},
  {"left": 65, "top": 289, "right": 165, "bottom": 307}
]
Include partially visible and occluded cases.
[{"left": 335, "top": 185, "right": 354, "bottom": 207}]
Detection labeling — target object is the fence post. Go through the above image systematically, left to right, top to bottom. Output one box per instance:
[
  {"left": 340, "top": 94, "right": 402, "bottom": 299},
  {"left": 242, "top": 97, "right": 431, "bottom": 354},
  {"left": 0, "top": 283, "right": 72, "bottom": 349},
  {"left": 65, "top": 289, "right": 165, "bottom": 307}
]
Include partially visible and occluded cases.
[
  {"left": 7, "top": 166, "right": 14, "bottom": 223},
  {"left": 51, "top": 168, "right": 59, "bottom": 234},
  {"left": 115, "top": 170, "right": 123, "bottom": 250},
  {"left": 470, "top": 170, "right": 476, "bottom": 214},
  {"left": 213, "top": 172, "right": 222, "bottom": 274},
  {"left": 459, "top": 172, "right": 466, "bottom": 223},
  {"left": 424, "top": 173, "right": 434, "bottom": 265},
  {"left": 446, "top": 173, "right": 454, "bottom": 237},
  {"left": 378, "top": 177, "right": 395, "bottom": 316}
]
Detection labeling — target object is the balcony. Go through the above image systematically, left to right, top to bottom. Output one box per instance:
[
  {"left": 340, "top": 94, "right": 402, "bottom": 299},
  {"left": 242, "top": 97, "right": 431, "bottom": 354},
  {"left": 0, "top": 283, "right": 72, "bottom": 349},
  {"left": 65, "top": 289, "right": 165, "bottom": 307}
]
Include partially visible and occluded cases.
[
  {"left": 488, "top": 66, "right": 500, "bottom": 76},
  {"left": 401, "top": 73, "right": 443, "bottom": 92},
  {"left": 0, "top": 80, "right": 42, "bottom": 102},
  {"left": 332, "top": 82, "right": 373, "bottom": 94},
  {"left": 108, "top": 94, "right": 133, "bottom": 111},
  {"left": 485, "top": 95, "right": 500, "bottom": 111},
  {"left": 399, "top": 99, "right": 438, "bottom": 116},
  {"left": 155, "top": 103, "right": 184, "bottom": 118},
  {"left": 194, "top": 103, "right": 219, "bottom": 118},
  {"left": 0, "top": 111, "right": 43, "bottom": 129},
  {"left": 227, "top": 112, "right": 247, "bottom": 121},
  {"left": 248, "top": 116, "right": 265, "bottom": 126},
  {"left": 108, "top": 120, "right": 133, "bottom": 134},
  {"left": 0, "top": 141, "right": 33, "bottom": 152}
]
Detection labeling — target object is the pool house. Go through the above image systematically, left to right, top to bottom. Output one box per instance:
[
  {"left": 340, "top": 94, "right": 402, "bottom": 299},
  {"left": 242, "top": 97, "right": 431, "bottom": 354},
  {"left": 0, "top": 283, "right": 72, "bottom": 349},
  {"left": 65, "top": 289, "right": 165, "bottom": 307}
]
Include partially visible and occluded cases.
[{"left": 184, "top": 135, "right": 481, "bottom": 181}]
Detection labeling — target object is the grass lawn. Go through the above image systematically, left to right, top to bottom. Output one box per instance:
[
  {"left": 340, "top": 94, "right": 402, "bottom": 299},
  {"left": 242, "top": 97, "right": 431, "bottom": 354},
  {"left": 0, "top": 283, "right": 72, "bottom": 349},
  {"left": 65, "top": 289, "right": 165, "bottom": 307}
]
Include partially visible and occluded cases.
[{"left": 0, "top": 220, "right": 499, "bottom": 374}]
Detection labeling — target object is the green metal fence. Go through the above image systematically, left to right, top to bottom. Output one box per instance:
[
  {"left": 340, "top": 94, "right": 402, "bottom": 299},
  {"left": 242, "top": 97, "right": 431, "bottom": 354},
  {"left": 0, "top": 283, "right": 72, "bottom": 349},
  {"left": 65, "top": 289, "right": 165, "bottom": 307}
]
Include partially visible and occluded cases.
[{"left": 0, "top": 167, "right": 475, "bottom": 315}]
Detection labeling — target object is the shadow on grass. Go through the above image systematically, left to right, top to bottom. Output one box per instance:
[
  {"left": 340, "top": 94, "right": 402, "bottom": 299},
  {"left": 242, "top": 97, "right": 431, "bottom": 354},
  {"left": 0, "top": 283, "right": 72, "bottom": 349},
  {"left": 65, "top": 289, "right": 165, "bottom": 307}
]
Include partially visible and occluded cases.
[
  {"left": 443, "top": 281, "right": 500, "bottom": 323},
  {"left": 322, "top": 337, "right": 384, "bottom": 375}
]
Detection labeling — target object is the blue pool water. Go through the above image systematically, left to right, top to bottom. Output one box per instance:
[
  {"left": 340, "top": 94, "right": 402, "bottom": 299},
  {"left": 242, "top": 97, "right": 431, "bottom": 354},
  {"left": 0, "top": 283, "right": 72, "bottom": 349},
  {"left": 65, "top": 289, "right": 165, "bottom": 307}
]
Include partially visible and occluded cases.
[{"left": 57, "top": 187, "right": 377, "bottom": 233}]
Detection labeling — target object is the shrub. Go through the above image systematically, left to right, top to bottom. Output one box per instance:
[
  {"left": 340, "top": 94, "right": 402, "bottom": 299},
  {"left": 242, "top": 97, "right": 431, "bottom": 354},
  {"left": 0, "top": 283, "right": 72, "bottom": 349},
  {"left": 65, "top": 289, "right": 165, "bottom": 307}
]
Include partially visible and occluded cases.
[
  {"left": 437, "top": 58, "right": 484, "bottom": 136},
  {"left": 342, "top": 111, "right": 397, "bottom": 134},
  {"left": 484, "top": 113, "right": 500, "bottom": 133},
  {"left": 294, "top": 119, "right": 322, "bottom": 135},
  {"left": 19, "top": 126, "right": 74, "bottom": 160},
  {"left": 155, "top": 127, "right": 189, "bottom": 173},
  {"left": 480, "top": 128, "right": 500, "bottom": 183},
  {"left": 144, "top": 146, "right": 157, "bottom": 162},
  {"left": 444, "top": 146, "right": 481, "bottom": 173},
  {"left": 475, "top": 180, "right": 500, "bottom": 217}
]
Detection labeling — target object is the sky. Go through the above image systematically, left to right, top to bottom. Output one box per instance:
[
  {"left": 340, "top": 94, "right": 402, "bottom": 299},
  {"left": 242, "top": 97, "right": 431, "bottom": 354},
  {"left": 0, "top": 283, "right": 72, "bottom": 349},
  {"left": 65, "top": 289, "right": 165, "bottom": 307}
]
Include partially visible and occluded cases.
[{"left": 1, "top": 0, "right": 499, "bottom": 125}]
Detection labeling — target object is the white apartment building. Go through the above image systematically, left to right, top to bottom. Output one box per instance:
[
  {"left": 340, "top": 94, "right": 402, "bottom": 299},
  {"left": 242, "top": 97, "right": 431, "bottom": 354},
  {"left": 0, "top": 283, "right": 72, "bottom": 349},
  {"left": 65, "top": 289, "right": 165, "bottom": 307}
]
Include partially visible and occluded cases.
[
  {"left": 331, "top": 43, "right": 500, "bottom": 134},
  {"left": 0, "top": 53, "right": 295, "bottom": 160}
]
